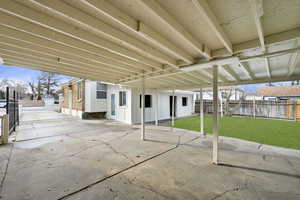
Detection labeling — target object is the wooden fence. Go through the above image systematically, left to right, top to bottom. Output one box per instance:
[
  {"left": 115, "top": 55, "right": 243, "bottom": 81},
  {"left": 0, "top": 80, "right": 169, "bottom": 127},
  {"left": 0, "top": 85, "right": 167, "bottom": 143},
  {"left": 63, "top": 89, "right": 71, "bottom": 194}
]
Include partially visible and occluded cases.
[{"left": 195, "top": 99, "right": 300, "bottom": 121}]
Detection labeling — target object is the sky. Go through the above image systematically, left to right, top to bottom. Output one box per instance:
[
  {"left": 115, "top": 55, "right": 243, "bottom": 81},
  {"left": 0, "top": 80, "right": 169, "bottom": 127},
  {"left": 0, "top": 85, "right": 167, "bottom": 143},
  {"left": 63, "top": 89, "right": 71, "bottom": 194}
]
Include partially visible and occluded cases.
[
  {"left": 0, "top": 64, "right": 293, "bottom": 93},
  {"left": 0, "top": 64, "right": 71, "bottom": 83}
]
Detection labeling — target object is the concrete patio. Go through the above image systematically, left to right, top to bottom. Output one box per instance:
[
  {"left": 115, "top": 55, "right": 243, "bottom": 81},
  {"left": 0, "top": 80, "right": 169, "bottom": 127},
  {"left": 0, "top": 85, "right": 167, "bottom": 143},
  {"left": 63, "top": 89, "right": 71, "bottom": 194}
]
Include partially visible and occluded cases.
[{"left": 0, "top": 108, "right": 300, "bottom": 200}]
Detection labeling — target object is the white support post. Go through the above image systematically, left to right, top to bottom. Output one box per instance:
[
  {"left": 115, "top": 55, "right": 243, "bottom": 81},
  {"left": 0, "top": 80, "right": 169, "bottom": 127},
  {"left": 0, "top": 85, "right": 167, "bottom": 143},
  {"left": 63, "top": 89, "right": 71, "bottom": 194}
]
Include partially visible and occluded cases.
[
  {"left": 212, "top": 65, "right": 219, "bottom": 165},
  {"left": 141, "top": 74, "right": 145, "bottom": 140},
  {"left": 199, "top": 88, "right": 204, "bottom": 134},
  {"left": 155, "top": 89, "right": 159, "bottom": 126},
  {"left": 171, "top": 89, "right": 175, "bottom": 127},
  {"left": 220, "top": 93, "right": 223, "bottom": 118},
  {"left": 253, "top": 96, "right": 256, "bottom": 118}
]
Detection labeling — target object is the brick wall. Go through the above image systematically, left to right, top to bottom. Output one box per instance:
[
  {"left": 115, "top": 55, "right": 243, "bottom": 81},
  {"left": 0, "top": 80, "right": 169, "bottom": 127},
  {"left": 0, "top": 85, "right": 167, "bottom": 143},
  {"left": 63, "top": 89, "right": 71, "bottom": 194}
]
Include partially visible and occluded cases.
[
  {"left": 62, "top": 80, "right": 85, "bottom": 112},
  {"left": 62, "top": 87, "right": 69, "bottom": 108}
]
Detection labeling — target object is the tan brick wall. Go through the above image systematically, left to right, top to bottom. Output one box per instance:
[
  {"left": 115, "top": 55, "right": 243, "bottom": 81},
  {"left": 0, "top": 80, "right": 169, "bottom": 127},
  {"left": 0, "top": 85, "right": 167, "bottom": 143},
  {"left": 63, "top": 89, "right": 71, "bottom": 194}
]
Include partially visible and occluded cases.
[
  {"left": 62, "top": 80, "right": 85, "bottom": 111},
  {"left": 71, "top": 83, "right": 84, "bottom": 111},
  {"left": 62, "top": 87, "right": 69, "bottom": 108}
]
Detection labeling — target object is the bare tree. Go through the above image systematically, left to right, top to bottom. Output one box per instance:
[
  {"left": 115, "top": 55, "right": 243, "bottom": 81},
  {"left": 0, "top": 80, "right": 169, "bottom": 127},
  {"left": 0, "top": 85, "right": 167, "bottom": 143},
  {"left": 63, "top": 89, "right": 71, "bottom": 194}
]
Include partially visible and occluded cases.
[
  {"left": 38, "top": 72, "right": 60, "bottom": 95},
  {"left": 0, "top": 78, "right": 28, "bottom": 98},
  {"left": 28, "top": 81, "right": 36, "bottom": 100},
  {"left": 222, "top": 88, "right": 233, "bottom": 116}
]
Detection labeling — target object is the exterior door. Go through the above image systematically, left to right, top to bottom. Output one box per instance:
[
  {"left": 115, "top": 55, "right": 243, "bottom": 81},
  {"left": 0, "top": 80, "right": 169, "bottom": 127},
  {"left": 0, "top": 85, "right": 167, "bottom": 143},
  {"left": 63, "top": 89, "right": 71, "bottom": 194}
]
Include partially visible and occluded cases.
[
  {"left": 111, "top": 94, "right": 116, "bottom": 116},
  {"left": 169, "top": 96, "right": 177, "bottom": 117}
]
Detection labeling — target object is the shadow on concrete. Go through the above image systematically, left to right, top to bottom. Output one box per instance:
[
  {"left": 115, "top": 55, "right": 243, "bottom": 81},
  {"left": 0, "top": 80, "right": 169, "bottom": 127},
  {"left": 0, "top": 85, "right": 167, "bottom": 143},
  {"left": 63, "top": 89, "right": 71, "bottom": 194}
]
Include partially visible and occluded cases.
[
  {"left": 145, "top": 138, "right": 237, "bottom": 151},
  {"left": 145, "top": 139, "right": 179, "bottom": 146},
  {"left": 219, "top": 163, "right": 300, "bottom": 179}
]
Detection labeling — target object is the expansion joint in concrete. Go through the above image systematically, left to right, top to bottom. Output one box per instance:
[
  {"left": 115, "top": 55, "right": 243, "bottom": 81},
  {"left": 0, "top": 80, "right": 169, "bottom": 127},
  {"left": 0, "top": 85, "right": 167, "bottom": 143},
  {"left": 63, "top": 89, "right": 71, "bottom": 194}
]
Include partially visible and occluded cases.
[{"left": 56, "top": 136, "right": 184, "bottom": 200}]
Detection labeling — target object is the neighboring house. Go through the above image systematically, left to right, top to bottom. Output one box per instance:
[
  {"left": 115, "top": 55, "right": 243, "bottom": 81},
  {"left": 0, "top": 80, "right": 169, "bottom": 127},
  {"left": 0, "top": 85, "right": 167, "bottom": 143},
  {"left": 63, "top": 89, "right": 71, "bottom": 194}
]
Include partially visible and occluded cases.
[
  {"left": 60, "top": 79, "right": 194, "bottom": 124},
  {"left": 194, "top": 86, "right": 247, "bottom": 101},
  {"left": 258, "top": 86, "right": 300, "bottom": 100},
  {"left": 43, "top": 94, "right": 55, "bottom": 105}
]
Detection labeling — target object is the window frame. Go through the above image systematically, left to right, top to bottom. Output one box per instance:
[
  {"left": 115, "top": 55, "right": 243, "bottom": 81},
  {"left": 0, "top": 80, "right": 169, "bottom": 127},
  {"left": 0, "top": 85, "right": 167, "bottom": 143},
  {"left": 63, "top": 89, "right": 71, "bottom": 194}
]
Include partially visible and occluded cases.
[
  {"left": 96, "top": 82, "right": 107, "bottom": 99},
  {"left": 119, "top": 91, "right": 127, "bottom": 106},
  {"left": 140, "top": 94, "right": 152, "bottom": 108},
  {"left": 182, "top": 97, "right": 188, "bottom": 106}
]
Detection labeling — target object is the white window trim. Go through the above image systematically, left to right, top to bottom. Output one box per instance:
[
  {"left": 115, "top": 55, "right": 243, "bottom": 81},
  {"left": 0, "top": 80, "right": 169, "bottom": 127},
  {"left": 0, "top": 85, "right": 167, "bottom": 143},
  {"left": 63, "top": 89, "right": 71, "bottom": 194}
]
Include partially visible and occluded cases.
[
  {"left": 96, "top": 82, "right": 107, "bottom": 100},
  {"left": 119, "top": 91, "right": 127, "bottom": 107}
]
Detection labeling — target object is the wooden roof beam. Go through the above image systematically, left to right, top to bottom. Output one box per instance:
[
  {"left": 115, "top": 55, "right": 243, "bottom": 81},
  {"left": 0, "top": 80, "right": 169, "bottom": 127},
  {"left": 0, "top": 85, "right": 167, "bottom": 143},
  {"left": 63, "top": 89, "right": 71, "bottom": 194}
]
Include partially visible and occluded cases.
[
  {"left": 0, "top": 0, "right": 162, "bottom": 70},
  {"left": 28, "top": 0, "right": 179, "bottom": 67},
  {"left": 75, "top": 0, "right": 194, "bottom": 65},
  {"left": 139, "top": 0, "right": 211, "bottom": 59},
  {"left": 192, "top": 0, "right": 233, "bottom": 54},
  {"left": 249, "top": 0, "right": 271, "bottom": 79},
  {"left": 0, "top": 25, "right": 154, "bottom": 74},
  {"left": 213, "top": 27, "right": 300, "bottom": 58},
  {"left": 0, "top": 37, "right": 138, "bottom": 75},
  {"left": 288, "top": 39, "right": 300, "bottom": 77},
  {"left": 0, "top": 47, "right": 130, "bottom": 77},
  {"left": 1, "top": 54, "right": 123, "bottom": 80},
  {"left": 3, "top": 60, "right": 117, "bottom": 83},
  {"left": 239, "top": 62, "right": 256, "bottom": 80},
  {"left": 222, "top": 65, "right": 241, "bottom": 81},
  {"left": 205, "top": 68, "right": 228, "bottom": 82},
  {"left": 190, "top": 71, "right": 212, "bottom": 83},
  {"left": 165, "top": 74, "right": 300, "bottom": 91}
]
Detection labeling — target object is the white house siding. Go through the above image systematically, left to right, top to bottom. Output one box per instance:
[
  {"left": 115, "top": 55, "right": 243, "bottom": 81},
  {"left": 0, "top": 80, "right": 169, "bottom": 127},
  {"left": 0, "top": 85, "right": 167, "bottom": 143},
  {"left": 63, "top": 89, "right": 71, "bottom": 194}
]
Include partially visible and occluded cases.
[
  {"left": 84, "top": 80, "right": 107, "bottom": 113},
  {"left": 106, "top": 85, "right": 132, "bottom": 124},
  {"left": 131, "top": 89, "right": 193, "bottom": 124},
  {"left": 131, "top": 89, "right": 161, "bottom": 124},
  {"left": 176, "top": 94, "right": 193, "bottom": 118}
]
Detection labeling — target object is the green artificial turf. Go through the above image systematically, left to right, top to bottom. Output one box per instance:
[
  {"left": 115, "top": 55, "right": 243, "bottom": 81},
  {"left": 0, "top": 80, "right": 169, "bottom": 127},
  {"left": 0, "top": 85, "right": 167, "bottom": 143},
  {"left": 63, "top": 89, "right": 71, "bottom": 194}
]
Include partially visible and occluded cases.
[{"left": 174, "top": 115, "right": 300, "bottom": 150}]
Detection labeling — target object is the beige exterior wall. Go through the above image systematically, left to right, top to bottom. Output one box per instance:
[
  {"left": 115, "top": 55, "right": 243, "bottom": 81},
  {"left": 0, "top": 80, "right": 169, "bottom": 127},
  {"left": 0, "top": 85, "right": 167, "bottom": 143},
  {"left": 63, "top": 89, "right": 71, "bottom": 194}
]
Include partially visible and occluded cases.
[{"left": 62, "top": 80, "right": 85, "bottom": 112}]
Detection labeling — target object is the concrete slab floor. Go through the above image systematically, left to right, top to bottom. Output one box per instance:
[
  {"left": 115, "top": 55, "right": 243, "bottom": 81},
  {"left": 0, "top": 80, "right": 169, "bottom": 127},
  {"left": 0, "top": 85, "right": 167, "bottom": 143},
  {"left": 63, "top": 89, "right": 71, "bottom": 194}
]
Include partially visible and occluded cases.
[{"left": 0, "top": 107, "right": 299, "bottom": 200}]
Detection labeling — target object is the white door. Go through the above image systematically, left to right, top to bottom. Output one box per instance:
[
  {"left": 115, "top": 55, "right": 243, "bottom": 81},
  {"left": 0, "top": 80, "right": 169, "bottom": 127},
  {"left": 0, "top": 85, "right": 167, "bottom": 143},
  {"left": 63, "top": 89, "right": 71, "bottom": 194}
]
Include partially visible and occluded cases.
[
  {"left": 68, "top": 90, "right": 72, "bottom": 114},
  {"left": 111, "top": 93, "right": 116, "bottom": 119}
]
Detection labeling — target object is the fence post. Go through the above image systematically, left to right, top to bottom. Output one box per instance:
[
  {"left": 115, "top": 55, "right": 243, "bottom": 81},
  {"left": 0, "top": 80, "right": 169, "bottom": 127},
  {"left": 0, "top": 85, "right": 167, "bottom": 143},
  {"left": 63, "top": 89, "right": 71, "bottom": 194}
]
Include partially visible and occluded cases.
[
  {"left": 6, "top": 87, "right": 9, "bottom": 115},
  {"left": 13, "top": 90, "right": 16, "bottom": 131},
  {"left": 16, "top": 92, "right": 19, "bottom": 125},
  {"left": 253, "top": 96, "right": 256, "bottom": 118},
  {"left": 294, "top": 101, "right": 297, "bottom": 121},
  {"left": 1, "top": 115, "right": 9, "bottom": 144}
]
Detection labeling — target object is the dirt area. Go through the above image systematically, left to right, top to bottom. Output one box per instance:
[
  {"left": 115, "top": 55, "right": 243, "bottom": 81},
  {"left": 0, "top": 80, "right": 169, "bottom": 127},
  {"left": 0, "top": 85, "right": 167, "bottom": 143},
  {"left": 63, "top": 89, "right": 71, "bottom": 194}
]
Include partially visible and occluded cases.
[{"left": 0, "top": 107, "right": 299, "bottom": 200}]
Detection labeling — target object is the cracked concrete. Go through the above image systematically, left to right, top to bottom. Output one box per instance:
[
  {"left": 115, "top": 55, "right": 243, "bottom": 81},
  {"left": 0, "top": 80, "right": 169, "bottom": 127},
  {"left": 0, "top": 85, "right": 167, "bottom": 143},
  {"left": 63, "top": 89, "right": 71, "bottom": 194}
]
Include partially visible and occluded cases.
[{"left": 0, "top": 107, "right": 299, "bottom": 200}]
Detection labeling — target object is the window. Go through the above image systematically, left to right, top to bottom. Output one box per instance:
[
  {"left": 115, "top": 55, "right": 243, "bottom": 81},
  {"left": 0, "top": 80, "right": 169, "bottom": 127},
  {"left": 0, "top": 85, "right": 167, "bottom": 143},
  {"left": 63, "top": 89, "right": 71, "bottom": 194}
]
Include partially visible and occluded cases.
[
  {"left": 77, "top": 82, "right": 82, "bottom": 101},
  {"left": 96, "top": 82, "right": 107, "bottom": 99},
  {"left": 119, "top": 91, "right": 126, "bottom": 106},
  {"left": 140, "top": 95, "right": 152, "bottom": 108},
  {"left": 182, "top": 97, "right": 187, "bottom": 106}
]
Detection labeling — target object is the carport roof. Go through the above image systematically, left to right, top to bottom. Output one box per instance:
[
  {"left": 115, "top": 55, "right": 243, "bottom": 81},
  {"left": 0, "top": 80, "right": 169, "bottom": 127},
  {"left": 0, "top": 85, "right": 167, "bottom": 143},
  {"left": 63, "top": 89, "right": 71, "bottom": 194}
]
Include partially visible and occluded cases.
[{"left": 0, "top": 0, "right": 300, "bottom": 89}]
